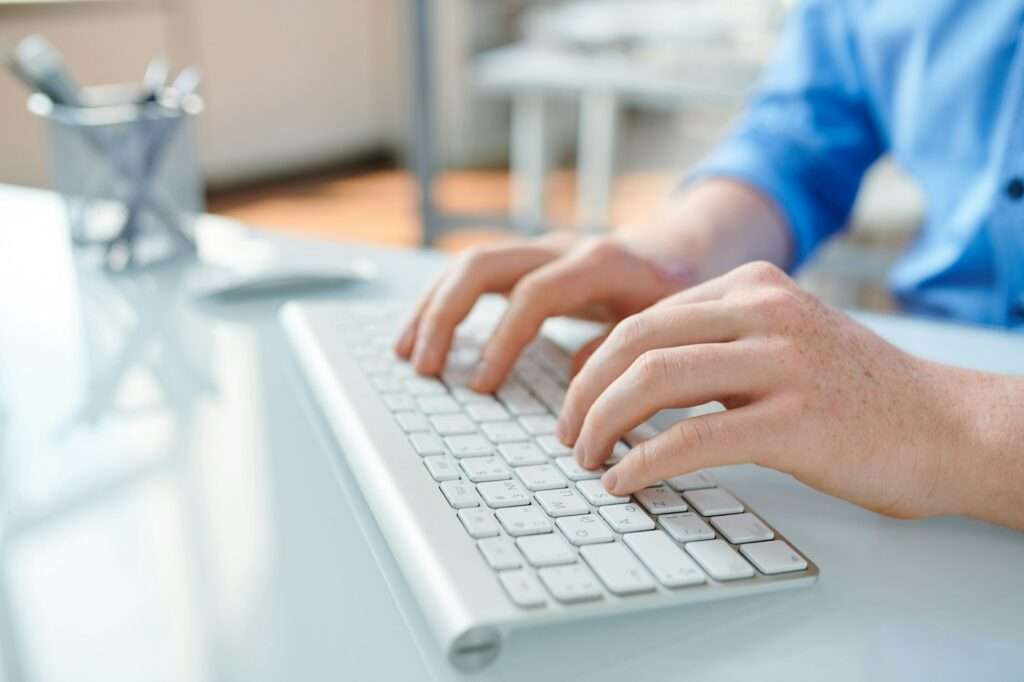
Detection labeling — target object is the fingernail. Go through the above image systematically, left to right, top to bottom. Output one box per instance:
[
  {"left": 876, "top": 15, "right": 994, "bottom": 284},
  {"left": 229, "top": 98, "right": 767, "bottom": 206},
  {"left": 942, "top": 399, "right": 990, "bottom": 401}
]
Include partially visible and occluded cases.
[
  {"left": 413, "top": 344, "right": 436, "bottom": 372},
  {"left": 471, "top": 361, "right": 492, "bottom": 390},
  {"left": 555, "top": 417, "right": 569, "bottom": 444},
  {"left": 573, "top": 442, "right": 587, "bottom": 467},
  {"left": 602, "top": 469, "right": 619, "bottom": 494}
]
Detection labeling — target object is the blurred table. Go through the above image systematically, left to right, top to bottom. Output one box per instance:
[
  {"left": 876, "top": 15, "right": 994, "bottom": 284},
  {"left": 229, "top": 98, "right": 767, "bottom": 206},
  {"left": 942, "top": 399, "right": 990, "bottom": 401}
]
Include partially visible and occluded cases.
[{"left": 1, "top": 183, "right": 1023, "bottom": 682}]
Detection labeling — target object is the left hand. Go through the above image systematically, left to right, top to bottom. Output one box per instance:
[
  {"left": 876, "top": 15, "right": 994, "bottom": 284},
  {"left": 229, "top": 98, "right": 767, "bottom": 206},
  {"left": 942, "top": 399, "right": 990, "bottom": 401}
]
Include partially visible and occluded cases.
[{"left": 556, "top": 261, "right": 967, "bottom": 520}]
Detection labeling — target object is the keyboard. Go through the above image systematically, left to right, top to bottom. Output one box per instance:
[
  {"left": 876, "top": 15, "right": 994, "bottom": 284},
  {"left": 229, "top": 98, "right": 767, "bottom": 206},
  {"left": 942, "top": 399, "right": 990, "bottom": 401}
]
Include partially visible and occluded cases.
[{"left": 281, "top": 300, "right": 818, "bottom": 671}]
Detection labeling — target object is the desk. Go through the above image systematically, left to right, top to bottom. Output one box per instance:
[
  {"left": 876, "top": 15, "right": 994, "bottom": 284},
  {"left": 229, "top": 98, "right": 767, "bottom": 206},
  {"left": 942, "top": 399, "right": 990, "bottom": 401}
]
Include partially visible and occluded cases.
[{"left": 1, "top": 184, "right": 1022, "bottom": 681}]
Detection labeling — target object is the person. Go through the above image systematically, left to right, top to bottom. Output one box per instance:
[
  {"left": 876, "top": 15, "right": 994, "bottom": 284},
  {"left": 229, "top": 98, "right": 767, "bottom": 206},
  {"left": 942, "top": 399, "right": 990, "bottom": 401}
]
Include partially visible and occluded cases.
[{"left": 396, "top": 0, "right": 1024, "bottom": 531}]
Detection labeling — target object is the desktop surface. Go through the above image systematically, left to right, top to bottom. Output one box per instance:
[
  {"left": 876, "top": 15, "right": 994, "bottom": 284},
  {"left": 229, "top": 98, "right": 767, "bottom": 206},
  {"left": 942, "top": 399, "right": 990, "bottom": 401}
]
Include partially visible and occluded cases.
[{"left": 1, "top": 183, "right": 1022, "bottom": 681}]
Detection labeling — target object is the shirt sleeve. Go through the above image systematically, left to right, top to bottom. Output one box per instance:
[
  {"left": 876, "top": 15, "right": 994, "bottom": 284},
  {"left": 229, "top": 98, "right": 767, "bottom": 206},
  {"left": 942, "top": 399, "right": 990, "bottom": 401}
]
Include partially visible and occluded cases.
[{"left": 687, "top": 0, "right": 883, "bottom": 269}]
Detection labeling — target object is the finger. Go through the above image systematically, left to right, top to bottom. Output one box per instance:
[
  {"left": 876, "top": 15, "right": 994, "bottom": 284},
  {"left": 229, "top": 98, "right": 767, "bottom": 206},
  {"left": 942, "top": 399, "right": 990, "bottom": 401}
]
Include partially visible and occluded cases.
[
  {"left": 411, "top": 243, "right": 559, "bottom": 375},
  {"left": 470, "top": 245, "right": 628, "bottom": 392},
  {"left": 650, "top": 260, "right": 787, "bottom": 310},
  {"left": 395, "top": 275, "right": 444, "bottom": 358},
  {"left": 558, "top": 301, "right": 743, "bottom": 446},
  {"left": 569, "top": 331, "right": 610, "bottom": 377},
  {"left": 574, "top": 342, "right": 764, "bottom": 469},
  {"left": 602, "top": 404, "right": 771, "bottom": 495}
]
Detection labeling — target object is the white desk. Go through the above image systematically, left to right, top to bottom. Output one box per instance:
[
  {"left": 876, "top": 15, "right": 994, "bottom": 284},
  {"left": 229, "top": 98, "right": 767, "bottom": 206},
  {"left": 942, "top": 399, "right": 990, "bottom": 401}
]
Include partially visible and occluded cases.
[{"left": 1, "top": 184, "right": 1022, "bottom": 682}]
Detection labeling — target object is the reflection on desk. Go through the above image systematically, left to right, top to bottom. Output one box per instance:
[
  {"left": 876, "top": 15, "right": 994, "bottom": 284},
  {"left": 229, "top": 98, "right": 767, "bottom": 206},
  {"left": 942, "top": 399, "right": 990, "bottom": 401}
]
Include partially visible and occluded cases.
[{"left": 0, "top": 184, "right": 1022, "bottom": 682}]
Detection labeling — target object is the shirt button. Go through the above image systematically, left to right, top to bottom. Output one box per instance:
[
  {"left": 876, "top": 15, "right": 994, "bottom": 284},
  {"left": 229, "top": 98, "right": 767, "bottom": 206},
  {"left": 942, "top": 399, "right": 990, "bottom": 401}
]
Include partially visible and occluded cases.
[
  {"left": 1007, "top": 177, "right": 1024, "bottom": 200},
  {"left": 1013, "top": 299, "right": 1024, "bottom": 320}
]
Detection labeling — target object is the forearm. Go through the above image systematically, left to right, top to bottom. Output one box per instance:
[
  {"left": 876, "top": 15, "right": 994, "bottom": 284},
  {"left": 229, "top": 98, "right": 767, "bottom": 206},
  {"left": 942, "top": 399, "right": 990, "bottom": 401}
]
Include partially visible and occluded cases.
[
  {"left": 621, "top": 178, "right": 795, "bottom": 283},
  {"left": 946, "top": 370, "right": 1024, "bottom": 530}
]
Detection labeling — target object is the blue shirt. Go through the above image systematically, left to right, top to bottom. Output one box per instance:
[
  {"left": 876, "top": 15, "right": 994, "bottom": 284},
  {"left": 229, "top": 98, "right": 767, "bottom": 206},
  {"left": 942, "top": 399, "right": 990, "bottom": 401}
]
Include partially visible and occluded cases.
[{"left": 693, "top": 0, "right": 1024, "bottom": 328}]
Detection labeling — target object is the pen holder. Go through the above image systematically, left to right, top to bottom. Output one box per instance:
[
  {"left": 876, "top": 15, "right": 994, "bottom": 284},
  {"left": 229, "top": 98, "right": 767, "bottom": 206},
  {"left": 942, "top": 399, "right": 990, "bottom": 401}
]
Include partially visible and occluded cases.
[{"left": 28, "top": 91, "right": 205, "bottom": 270}]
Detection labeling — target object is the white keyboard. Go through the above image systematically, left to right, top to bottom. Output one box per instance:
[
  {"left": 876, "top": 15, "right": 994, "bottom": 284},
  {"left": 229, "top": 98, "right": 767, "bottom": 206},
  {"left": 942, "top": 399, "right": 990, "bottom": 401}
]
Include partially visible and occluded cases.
[{"left": 282, "top": 300, "right": 818, "bottom": 670}]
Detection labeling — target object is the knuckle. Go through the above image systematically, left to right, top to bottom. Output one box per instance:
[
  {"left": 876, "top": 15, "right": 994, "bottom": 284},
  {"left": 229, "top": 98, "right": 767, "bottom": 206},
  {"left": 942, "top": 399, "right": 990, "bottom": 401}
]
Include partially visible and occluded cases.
[
  {"left": 579, "top": 237, "right": 623, "bottom": 264},
  {"left": 456, "top": 245, "right": 495, "bottom": 275},
  {"left": 741, "top": 260, "right": 786, "bottom": 285},
  {"left": 509, "top": 271, "right": 545, "bottom": 302},
  {"left": 420, "top": 305, "right": 457, "bottom": 333},
  {"left": 611, "top": 313, "right": 649, "bottom": 352},
  {"left": 634, "top": 349, "right": 674, "bottom": 386},
  {"left": 672, "top": 417, "right": 715, "bottom": 453},
  {"left": 631, "top": 440, "right": 662, "bottom": 475}
]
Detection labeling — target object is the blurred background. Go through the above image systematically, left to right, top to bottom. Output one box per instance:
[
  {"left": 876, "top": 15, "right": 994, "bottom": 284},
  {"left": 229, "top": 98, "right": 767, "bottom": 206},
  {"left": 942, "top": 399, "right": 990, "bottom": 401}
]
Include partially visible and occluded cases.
[{"left": 0, "top": 0, "right": 924, "bottom": 310}]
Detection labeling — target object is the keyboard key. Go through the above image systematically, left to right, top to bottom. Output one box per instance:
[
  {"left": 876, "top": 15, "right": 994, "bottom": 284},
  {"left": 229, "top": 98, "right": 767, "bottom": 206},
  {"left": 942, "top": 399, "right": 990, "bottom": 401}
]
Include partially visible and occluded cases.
[
  {"left": 362, "top": 358, "right": 392, "bottom": 374},
  {"left": 391, "top": 363, "right": 417, "bottom": 378},
  {"left": 443, "top": 367, "right": 476, "bottom": 388},
  {"left": 372, "top": 375, "right": 403, "bottom": 392},
  {"left": 404, "top": 376, "right": 447, "bottom": 395},
  {"left": 496, "top": 380, "right": 532, "bottom": 403},
  {"left": 533, "top": 380, "right": 566, "bottom": 413},
  {"left": 450, "top": 385, "right": 494, "bottom": 404},
  {"left": 382, "top": 393, "right": 416, "bottom": 411},
  {"left": 416, "top": 395, "right": 461, "bottom": 414},
  {"left": 503, "top": 395, "right": 547, "bottom": 416},
  {"left": 465, "top": 402, "right": 510, "bottom": 422},
  {"left": 395, "top": 412, "right": 430, "bottom": 432},
  {"left": 431, "top": 414, "right": 477, "bottom": 435},
  {"left": 519, "top": 414, "right": 558, "bottom": 436},
  {"left": 481, "top": 421, "right": 529, "bottom": 443},
  {"left": 623, "top": 421, "right": 659, "bottom": 447},
  {"left": 408, "top": 433, "right": 444, "bottom": 456},
  {"left": 444, "top": 434, "right": 493, "bottom": 458},
  {"left": 536, "top": 434, "right": 573, "bottom": 456},
  {"left": 606, "top": 441, "right": 630, "bottom": 465},
  {"left": 497, "top": 442, "right": 547, "bottom": 467},
  {"left": 423, "top": 455, "right": 460, "bottom": 481},
  {"left": 460, "top": 456, "right": 511, "bottom": 482},
  {"left": 554, "top": 456, "right": 604, "bottom": 481},
  {"left": 516, "top": 464, "right": 567, "bottom": 491},
  {"left": 664, "top": 471, "right": 715, "bottom": 491},
  {"left": 577, "top": 479, "right": 630, "bottom": 506},
  {"left": 477, "top": 480, "right": 531, "bottom": 508},
  {"left": 440, "top": 481, "right": 481, "bottom": 509},
  {"left": 634, "top": 484, "right": 688, "bottom": 515},
  {"left": 534, "top": 488, "right": 590, "bottom": 517},
  {"left": 684, "top": 488, "right": 744, "bottom": 516},
  {"left": 598, "top": 504, "right": 655, "bottom": 533},
  {"left": 496, "top": 506, "right": 554, "bottom": 536},
  {"left": 457, "top": 508, "right": 499, "bottom": 538},
  {"left": 659, "top": 513, "right": 715, "bottom": 542},
  {"left": 710, "top": 513, "right": 774, "bottom": 544},
  {"left": 556, "top": 514, "right": 615, "bottom": 546},
  {"left": 623, "top": 531, "right": 706, "bottom": 588},
  {"left": 516, "top": 534, "right": 576, "bottom": 567},
  {"left": 478, "top": 537, "right": 522, "bottom": 570},
  {"left": 685, "top": 539, "right": 755, "bottom": 581},
  {"left": 740, "top": 540, "right": 808, "bottom": 575},
  {"left": 580, "top": 543, "right": 656, "bottom": 595},
  {"left": 537, "top": 564, "right": 603, "bottom": 603},
  {"left": 499, "top": 570, "right": 547, "bottom": 608}
]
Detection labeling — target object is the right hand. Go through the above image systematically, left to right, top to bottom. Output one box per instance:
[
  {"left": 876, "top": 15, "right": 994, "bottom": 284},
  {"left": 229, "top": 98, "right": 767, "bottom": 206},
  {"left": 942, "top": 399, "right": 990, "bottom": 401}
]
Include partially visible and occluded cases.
[{"left": 394, "top": 232, "right": 696, "bottom": 393}]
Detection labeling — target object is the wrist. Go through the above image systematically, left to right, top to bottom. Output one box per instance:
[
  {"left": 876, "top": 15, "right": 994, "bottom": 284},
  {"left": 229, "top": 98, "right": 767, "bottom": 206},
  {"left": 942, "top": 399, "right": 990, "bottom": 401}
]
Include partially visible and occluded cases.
[{"left": 931, "top": 367, "right": 1024, "bottom": 528}]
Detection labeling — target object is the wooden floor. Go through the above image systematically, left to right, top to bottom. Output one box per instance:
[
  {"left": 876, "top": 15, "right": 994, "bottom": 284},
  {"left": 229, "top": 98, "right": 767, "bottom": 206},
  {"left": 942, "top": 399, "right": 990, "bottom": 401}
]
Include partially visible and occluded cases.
[{"left": 207, "top": 168, "right": 678, "bottom": 251}]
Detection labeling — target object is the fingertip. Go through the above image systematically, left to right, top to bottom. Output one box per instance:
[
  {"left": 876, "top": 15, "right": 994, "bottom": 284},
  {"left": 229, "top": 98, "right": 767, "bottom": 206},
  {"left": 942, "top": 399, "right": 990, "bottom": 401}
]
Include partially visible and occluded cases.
[
  {"left": 395, "top": 328, "right": 414, "bottom": 358},
  {"left": 412, "top": 343, "right": 440, "bottom": 375},
  {"left": 470, "top": 361, "right": 503, "bottom": 394},
  {"left": 555, "top": 417, "right": 572, "bottom": 445},
  {"left": 601, "top": 468, "right": 620, "bottom": 495}
]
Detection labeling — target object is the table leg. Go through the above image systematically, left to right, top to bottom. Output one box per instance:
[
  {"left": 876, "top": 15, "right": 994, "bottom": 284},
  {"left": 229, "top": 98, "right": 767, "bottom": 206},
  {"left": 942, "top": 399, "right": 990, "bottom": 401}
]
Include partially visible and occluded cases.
[
  {"left": 576, "top": 90, "right": 618, "bottom": 232},
  {"left": 511, "top": 92, "right": 548, "bottom": 235}
]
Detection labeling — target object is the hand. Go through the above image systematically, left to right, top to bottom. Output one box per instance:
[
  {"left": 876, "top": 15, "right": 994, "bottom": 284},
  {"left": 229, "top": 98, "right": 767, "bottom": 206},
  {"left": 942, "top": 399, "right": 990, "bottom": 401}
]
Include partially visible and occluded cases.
[
  {"left": 395, "top": 233, "right": 695, "bottom": 392},
  {"left": 557, "top": 261, "right": 968, "bottom": 520}
]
